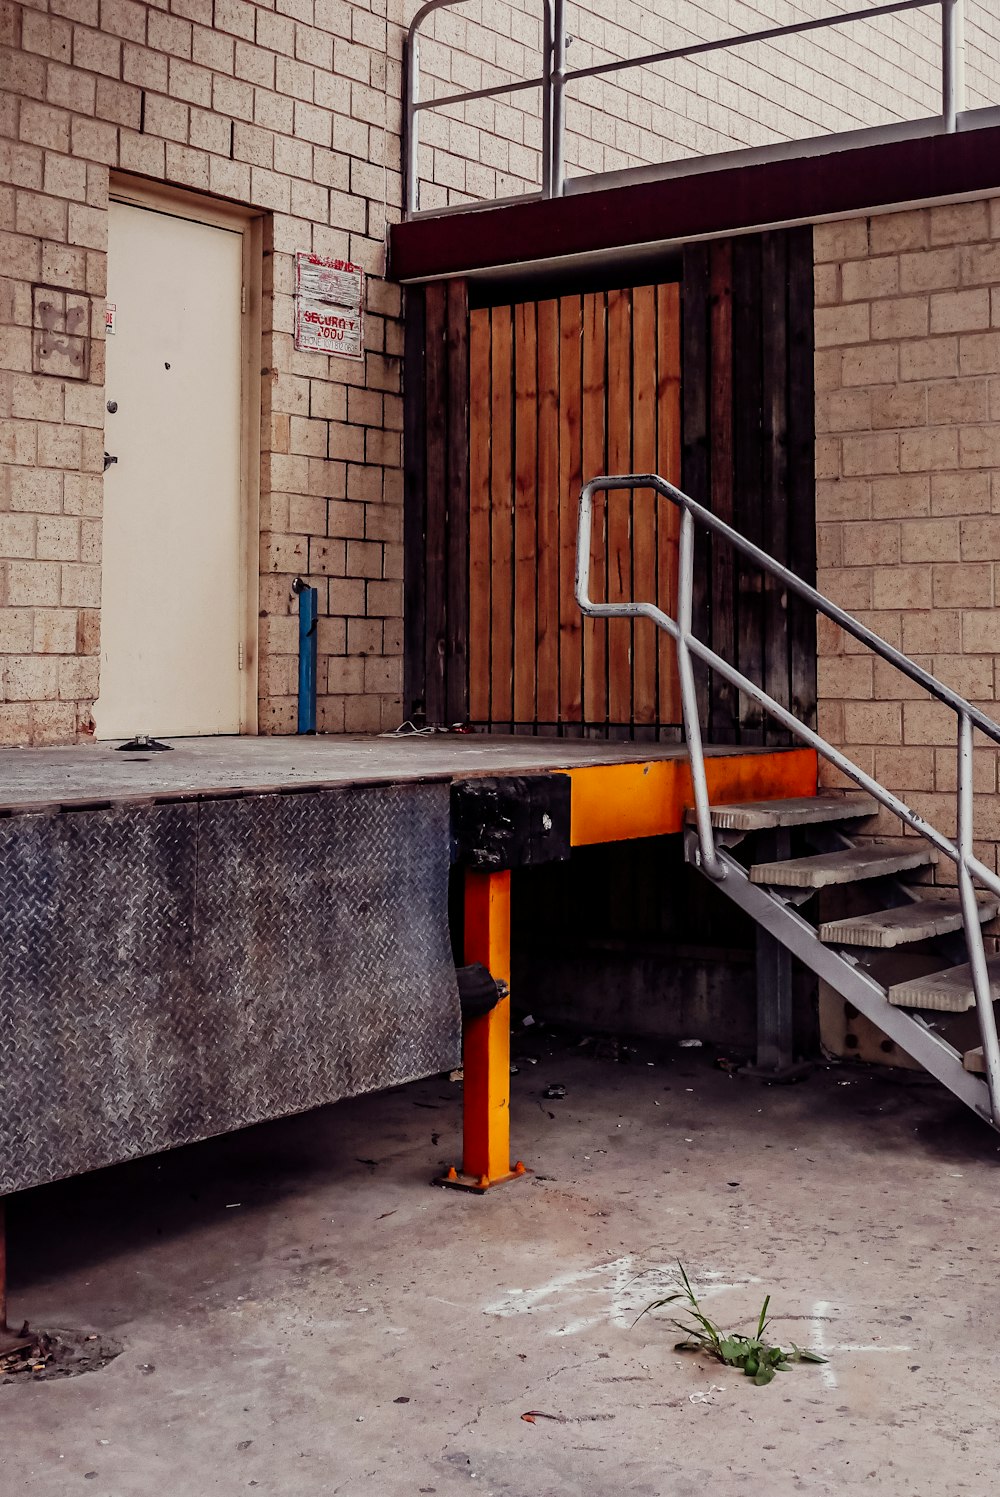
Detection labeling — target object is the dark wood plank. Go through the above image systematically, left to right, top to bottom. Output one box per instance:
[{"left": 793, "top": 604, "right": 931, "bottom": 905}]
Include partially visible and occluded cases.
[
  {"left": 786, "top": 224, "right": 818, "bottom": 730},
  {"left": 761, "top": 230, "right": 790, "bottom": 743},
  {"left": 732, "top": 234, "right": 765, "bottom": 745},
  {"left": 709, "top": 241, "right": 737, "bottom": 743},
  {"left": 681, "top": 245, "right": 711, "bottom": 732},
  {"left": 445, "top": 279, "right": 470, "bottom": 726},
  {"left": 656, "top": 280, "right": 682, "bottom": 725},
  {"left": 423, "top": 282, "right": 448, "bottom": 726},
  {"left": 631, "top": 283, "right": 657, "bottom": 729},
  {"left": 402, "top": 285, "right": 427, "bottom": 722},
  {"left": 606, "top": 287, "right": 633, "bottom": 727},
  {"left": 581, "top": 291, "right": 608, "bottom": 733},
  {"left": 558, "top": 295, "right": 583, "bottom": 725},
  {"left": 536, "top": 298, "right": 560, "bottom": 726},
  {"left": 513, "top": 300, "right": 538, "bottom": 728},
  {"left": 489, "top": 304, "right": 514, "bottom": 728},
  {"left": 468, "top": 305, "right": 492, "bottom": 724}
]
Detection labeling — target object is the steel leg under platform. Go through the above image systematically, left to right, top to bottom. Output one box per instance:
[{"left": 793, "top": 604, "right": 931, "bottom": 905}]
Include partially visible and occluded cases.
[
  {"left": 438, "top": 871, "right": 527, "bottom": 1191},
  {"left": 0, "top": 1203, "right": 32, "bottom": 1355}
]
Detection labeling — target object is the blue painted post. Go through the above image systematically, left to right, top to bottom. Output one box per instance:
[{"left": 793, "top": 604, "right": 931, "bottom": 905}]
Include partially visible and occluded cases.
[{"left": 294, "top": 581, "right": 318, "bottom": 734}]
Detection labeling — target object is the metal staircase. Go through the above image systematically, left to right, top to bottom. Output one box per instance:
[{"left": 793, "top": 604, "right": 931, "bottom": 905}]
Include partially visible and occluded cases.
[{"left": 575, "top": 473, "right": 1000, "bottom": 1131}]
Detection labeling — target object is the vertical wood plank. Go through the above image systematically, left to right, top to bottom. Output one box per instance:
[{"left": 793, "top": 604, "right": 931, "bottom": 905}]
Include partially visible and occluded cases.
[
  {"left": 786, "top": 224, "right": 818, "bottom": 730},
  {"left": 761, "top": 230, "right": 790, "bottom": 743},
  {"left": 732, "top": 234, "right": 765, "bottom": 744},
  {"left": 709, "top": 241, "right": 736, "bottom": 743},
  {"left": 681, "top": 246, "right": 712, "bottom": 731},
  {"left": 445, "top": 279, "right": 470, "bottom": 726},
  {"left": 656, "top": 280, "right": 682, "bottom": 725},
  {"left": 423, "top": 282, "right": 448, "bottom": 726},
  {"left": 631, "top": 283, "right": 657, "bottom": 728},
  {"left": 402, "top": 285, "right": 427, "bottom": 721},
  {"left": 606, "top": 287, "right": 633, "bottom": 728},
  {"left": 581, "top": 291, "right": 607, "bottom": 732},
  {"left": 558, "top": 294, "right": 583, "bottom": 727},
  {"left": 535, "top": 298, "right": 560, "bottom": 726},
  {"left": 513, "top": 301, "right": 538, "bottom": 728},
  {"left": 468, "top": 305, "right": 492, "bottom": 724},
  {"left": 489, "top": 305, "right": 514, "bottom": 728}
]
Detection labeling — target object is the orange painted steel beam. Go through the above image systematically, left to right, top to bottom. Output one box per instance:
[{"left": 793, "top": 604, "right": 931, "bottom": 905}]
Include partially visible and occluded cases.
[
  {"left": 566, "top": 748, "right": 817, "bottom": 847},
  {"left": 440, "top": 870, "right": 527, "bottom": 1192}
]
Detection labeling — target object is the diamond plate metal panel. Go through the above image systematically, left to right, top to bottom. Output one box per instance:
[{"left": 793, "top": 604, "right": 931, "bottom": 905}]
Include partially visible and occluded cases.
[{"left": 0, "top": 782, "right": 460, "bottom": 1194}]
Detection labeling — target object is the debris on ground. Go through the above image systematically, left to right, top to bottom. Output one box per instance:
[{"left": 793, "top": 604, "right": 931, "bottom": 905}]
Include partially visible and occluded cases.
[
  {"left": 678, "top": 1039, "right": 703, "bottom": 1049},
  {"left": 448, "top": 1068, "right": 464, "bottom": 1082},
  {"left": 543, "top": 1084, "right": 567, "bottom": 1100},
  {"left": 0, "top": 1329, "right": 122, "bottom": 1383}
]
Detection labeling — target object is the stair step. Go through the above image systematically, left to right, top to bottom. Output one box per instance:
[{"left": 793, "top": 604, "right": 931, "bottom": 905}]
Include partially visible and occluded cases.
[
  {"left": 695, "top": 793, "right": 880, "bottom": 833},
  {"left": 750, "top": 839, "right": 936, "bottom": 889},
  {"left": 820, "top": 894, "right": 1000, "bottom": 949},
  {"left": 888, "top": 955, "right": 1000, "bottom": 1012},
  {"left": 965, "top": 1047, "right": 987, "bottom": 1074}
]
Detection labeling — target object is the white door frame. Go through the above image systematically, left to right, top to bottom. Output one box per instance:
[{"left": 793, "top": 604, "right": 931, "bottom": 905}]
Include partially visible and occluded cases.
[{"left": 107, "top": 175, "right": 263, "bottom": 735}]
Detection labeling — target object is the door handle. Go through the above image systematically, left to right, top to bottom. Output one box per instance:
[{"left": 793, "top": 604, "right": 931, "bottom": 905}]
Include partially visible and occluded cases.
[{"left": 104, "top": 451, "right": 118, "bottom": 471}]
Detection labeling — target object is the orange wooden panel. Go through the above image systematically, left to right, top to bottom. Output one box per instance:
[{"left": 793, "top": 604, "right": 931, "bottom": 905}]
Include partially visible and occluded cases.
[
  {"left": 657, "top": 282, "right": 682, "bottom": 723},
  {"left": 631, "top": 284, "right": 658, "bottom": 726},
  {"left": 606, "top": 288, "right": 633, "bottom": 725},
  {"left": 581, "top": 292, "right": 607, "bottom": 729},
  {"left": 558, "top": 295, "right": 583, "bottom": 724},
  {"left": 535, "top": 299, "right": 560, "bottom": 725},
  {"left": 513, "top": 302, "right": 538, "bottom": 725},
  {"left": 490, "top": 306, "right": 513, "bottom": 725},
  {"left": 468, "top": 307, "right": 492, "bottom": 723},
  {"left": 567, "top": 748, "right": 818, "bottom": 846}
]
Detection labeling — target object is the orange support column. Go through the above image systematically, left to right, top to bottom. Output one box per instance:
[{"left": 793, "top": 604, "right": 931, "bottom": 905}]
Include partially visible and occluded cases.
[{"left": 439, "top": 870, "right": 528, "bottom": 1192}]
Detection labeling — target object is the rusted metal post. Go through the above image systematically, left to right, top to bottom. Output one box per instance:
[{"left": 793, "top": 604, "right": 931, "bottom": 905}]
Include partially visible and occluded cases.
[{"left": 0, "top": 1200, "right": 31, "bottom": 1355}]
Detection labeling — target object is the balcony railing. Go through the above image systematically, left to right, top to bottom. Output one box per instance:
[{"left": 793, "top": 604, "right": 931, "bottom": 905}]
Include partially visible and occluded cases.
[{"left": 404, "top": 0, "right": 976, "bottom": 218}]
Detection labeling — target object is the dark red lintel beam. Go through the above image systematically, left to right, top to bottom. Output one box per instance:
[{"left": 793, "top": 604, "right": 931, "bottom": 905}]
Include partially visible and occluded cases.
[{"left": 390, "top": 124, "right": 1000, "bottom": 283}]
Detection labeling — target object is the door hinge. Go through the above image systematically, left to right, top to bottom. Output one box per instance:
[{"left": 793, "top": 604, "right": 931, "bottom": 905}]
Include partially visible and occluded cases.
[
  {"left": 241, "top": 284, "right": 247, "bottom": 315},
  {"left": 238, "top": 641, "right": 245, "bottom": 670}
]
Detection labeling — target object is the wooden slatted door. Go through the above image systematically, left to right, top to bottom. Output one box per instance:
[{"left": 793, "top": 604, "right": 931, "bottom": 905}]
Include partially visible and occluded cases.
[{"left": 468, "top": 284, "right": 682, "bottom": 736}]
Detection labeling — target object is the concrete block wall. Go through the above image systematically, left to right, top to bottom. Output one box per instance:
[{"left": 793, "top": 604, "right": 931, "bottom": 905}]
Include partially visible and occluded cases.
[
  {"left": 1, "top": 0, "right": 407, "bottom": 743},
  {"left": 4, "top": 0, "right": 1000, "bottom": 746},
  {"left": 413, "top": 0, "right": 1000, "bottom": 210},
  {"left": 814, "top": 197, "right": 1000, "bottom": 876}
]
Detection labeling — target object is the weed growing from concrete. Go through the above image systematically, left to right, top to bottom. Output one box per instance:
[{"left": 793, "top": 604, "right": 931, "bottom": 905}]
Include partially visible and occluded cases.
[{"left": 636, "top": 1262, "right": 827, "bottom": 1386}]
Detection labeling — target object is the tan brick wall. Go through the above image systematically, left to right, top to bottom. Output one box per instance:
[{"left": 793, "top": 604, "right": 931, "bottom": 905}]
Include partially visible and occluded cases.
[
  {"left": 2, "top": 0, "right": 404, "bottom": 743},
  {"left": 4, "top": 0, "right": 1000, "bottom": 746},
  {"left": 814, "top": 197, "right": 1000, "bottom": 876}
]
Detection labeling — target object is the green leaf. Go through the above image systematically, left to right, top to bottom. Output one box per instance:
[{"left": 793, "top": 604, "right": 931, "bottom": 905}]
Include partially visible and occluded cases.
[
  {"left": 756, "top": 1296, "right": 771, "bottom": 1340},
  {"left": 790, "top": 1343, "right": 828, "bottom": 1364},
  {"left": 753, "top": 1365, "right": 777, "bottom": 1386}
]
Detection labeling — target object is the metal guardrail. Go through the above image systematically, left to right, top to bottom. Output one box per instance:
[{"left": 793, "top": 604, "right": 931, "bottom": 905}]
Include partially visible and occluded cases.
[
  {"left": 404, "top": 0, "right": 968, "bottom": 217},
  {"left": 575, "top": 472, "right": 1000, "bottom": 1120}
]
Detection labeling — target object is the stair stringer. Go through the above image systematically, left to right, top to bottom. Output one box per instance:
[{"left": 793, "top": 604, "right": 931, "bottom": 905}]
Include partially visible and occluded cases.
[{"left": 704, "top": 846, "right": 994, "bottom": 1126}]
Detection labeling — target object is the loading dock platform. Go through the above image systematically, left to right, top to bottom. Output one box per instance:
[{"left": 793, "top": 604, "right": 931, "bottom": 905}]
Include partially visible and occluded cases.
[{"left": 0, "top": 732, "right": 814, "bottom": 1336}]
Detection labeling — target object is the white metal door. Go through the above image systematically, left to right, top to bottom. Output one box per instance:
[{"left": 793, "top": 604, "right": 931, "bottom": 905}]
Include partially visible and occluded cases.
[{"left": 96, "top": 199, "right": 245, "bottom": 739}]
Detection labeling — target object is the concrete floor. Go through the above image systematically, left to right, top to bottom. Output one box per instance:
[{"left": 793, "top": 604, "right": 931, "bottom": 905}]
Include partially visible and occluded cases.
[{"left": 1, "top": 1036, "right": 997, "bottom": 1496}]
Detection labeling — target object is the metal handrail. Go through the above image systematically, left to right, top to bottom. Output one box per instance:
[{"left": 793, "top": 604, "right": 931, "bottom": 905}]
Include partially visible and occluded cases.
[
  {"left": 404, "top": 0, "right": 967, "bottom": 217},
  {"left": 575, "top": 472, "right": 1000, "bottom": 1122}
]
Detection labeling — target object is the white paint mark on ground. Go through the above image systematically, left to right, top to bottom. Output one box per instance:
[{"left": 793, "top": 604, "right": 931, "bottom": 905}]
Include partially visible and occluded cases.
[{"left": 484, "top": 1258, "right": 764, "bottom": 1336}]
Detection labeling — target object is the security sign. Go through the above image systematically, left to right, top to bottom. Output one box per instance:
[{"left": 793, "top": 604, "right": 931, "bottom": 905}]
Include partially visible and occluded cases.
[{"left": 295, "top": 253, "right": 364, "bottom": 359}]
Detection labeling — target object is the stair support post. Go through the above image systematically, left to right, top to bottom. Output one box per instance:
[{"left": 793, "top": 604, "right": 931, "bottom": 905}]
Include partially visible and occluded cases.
[{"left": 749, "top": 828, "right": 799, "bottom": 1078}]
